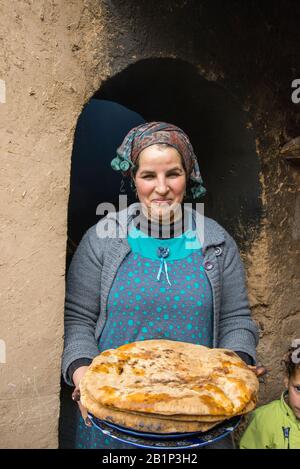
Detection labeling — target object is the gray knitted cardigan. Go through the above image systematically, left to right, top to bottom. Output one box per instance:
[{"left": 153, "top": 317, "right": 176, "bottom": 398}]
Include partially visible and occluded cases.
[{"left": 62, "top": 205, "right": 259, "bottom": 386}]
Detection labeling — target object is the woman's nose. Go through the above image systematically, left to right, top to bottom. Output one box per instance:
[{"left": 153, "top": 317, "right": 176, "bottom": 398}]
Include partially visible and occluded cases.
[{"left": 155, "top": 178, "right": 169, "bottom": 194}]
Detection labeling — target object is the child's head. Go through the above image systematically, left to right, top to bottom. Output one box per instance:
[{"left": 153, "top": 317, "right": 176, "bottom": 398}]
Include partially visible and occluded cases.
[{"left": 283, "top": 342, "right": 300, "bottom": 420}]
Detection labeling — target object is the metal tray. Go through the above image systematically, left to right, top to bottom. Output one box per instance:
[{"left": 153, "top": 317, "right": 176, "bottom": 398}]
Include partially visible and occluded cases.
[{"left": 88, "top": 413, "right": 242, "bottom": 449}]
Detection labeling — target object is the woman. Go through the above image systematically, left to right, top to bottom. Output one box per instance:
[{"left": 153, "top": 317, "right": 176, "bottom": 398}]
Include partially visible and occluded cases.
[{"left": 62, "top": 122, "right": 260, "bottom": 449}]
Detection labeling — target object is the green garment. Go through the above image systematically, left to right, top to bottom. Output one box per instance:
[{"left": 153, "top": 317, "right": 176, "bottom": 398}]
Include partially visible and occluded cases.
[{"left": 240, "top": 392, "right": 300, "bottom": 449}]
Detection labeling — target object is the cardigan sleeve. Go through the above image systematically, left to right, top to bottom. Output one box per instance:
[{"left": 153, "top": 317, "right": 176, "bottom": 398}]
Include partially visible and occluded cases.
[
  {"left": 61, "top": 226, "right": 103, "bottom": 386},
  {"left": 217, "top": 231, "right": 259, "bottom": 364},
  {"left": 67, "top": 358, "right": 93, "bottom": 385}
]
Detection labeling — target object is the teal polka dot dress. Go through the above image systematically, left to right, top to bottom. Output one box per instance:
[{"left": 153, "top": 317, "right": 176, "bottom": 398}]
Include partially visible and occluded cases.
[{"left": 75, "top": 225, "right": 213, "bottom": 448}]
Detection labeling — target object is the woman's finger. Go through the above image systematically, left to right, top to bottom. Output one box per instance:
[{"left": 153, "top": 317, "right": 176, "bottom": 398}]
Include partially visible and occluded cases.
[
  {"left": 247, "top": 365, "right": 267, "bottom": 377},
  {"left": 255, "top": 366, "right": 267, "bottom": 377},
  {"left": 72, "top": 386, "right": 92, "bottom": 427},
  {"left": 72, "top": 387, "right": 81, "bottom": 402},
  {"left": 78, "top": 400, "right": 92, "bottom": 427}
]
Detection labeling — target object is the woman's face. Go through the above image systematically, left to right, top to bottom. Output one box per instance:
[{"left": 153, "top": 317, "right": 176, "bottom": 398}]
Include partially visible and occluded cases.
[
  {"left": 134, "top": 144, "right": 187, "bottom": 223},
  {"left": 284, "top": 369, "right": 300, "bottom": 420}
]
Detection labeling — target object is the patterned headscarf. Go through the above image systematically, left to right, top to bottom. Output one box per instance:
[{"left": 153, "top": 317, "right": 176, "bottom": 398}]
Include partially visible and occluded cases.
[{"left": 111, "top": 122, "right": 206, "bottom": 199}]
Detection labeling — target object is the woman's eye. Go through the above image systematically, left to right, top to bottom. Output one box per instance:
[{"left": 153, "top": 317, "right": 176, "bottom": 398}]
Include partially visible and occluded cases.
[
  {"left": 142, "top": 173, "right": 181, "bottom": 179},
  {"left": 295, "top": 386, "right": 300, "bottom": 392}
]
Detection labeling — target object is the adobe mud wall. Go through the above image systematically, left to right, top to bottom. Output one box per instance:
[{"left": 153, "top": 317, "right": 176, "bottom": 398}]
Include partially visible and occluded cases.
[{"left": 0, "top": 0, "right": 299, "bottom": 448}]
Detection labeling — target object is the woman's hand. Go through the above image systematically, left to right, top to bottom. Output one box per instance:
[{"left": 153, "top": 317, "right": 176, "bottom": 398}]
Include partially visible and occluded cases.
[
  {"left": 247, "top": 365, "right": 267, "bottom": 377},
  {"left": 71, "top": 366, "right": 92, "bottom": 427}
]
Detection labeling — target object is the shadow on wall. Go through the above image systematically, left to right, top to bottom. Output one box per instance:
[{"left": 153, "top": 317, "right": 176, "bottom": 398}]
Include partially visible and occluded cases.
[{"left": 60, "top": 57, "right": 262, "bottom": 448}]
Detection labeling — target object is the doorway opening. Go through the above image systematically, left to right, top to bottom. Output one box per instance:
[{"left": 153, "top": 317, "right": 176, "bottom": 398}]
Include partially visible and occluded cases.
[{"left": 59, "top": 57, "right": 262, "bottom": 448}]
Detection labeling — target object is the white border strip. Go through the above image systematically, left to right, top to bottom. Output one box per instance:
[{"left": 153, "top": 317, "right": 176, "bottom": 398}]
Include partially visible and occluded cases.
[
  {"left": 0, "top": 79, "right": 6, "bottom": 103},
  {"left": 0, "top": 339, "right": 6, "bottom": 363}
]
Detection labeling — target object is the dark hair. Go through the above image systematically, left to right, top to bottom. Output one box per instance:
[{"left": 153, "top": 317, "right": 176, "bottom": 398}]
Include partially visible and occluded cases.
[{"left": 282, "top": 342, "right": 300, "bottom": 378}]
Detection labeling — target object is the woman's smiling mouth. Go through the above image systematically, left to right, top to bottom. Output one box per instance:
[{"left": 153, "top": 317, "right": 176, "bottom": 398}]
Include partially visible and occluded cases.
[{"left": 151, "top": 199, "right": 172, "bottom": 205}]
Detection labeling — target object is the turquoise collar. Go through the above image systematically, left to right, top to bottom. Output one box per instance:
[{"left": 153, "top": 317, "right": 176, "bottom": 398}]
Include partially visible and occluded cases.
[{"left": 127, "top": 224, "right": 202, "bottom": 261}]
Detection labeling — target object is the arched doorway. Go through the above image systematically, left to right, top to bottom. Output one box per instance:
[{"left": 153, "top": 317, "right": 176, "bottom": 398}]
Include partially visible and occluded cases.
[
  {"left": 59, "top": 57, "right": 262, "bottom": 447},
  {"left": 94, "top": 58, "right": 262, "bottom": 246}
]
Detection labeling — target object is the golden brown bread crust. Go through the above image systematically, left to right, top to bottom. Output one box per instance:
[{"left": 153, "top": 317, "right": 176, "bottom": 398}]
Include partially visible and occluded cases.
[
  {"left": 80, "top": 340, "right": 259, "bottom": 433},
  {"left": 84, "top": 392, "right": 223, "bottom": 433},
  {"left": 96, "top": 397, "right": 256, "bottom": 423}
]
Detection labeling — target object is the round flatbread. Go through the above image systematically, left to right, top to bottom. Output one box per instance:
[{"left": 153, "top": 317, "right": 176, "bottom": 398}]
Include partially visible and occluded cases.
[
  {"left": 80, "top": 340, "right": 258, "bottom": 420},
  {"left": 84, "top": 392, "right": 223, "bottom": 433},
  {"left": 101, "top": 397, "right": 256, "bottom": 423}
]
